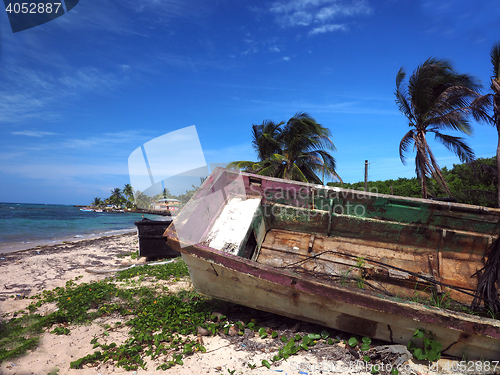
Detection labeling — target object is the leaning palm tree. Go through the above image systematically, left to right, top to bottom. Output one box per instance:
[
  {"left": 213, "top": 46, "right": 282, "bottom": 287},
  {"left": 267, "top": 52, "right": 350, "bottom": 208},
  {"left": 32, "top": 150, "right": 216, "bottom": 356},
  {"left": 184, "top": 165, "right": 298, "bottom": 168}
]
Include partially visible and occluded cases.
[
  {"left": 471, "top": 43, "right": 500, "bottom": 207},
  {"left": 395, "top": 58, "right": 481, "bottom": 198},
  {"left": 230, "top": 112, "right": 341, "bottom": 184},
  {"left": 134, "top": 190, "right": 151, "bottom": 209}
]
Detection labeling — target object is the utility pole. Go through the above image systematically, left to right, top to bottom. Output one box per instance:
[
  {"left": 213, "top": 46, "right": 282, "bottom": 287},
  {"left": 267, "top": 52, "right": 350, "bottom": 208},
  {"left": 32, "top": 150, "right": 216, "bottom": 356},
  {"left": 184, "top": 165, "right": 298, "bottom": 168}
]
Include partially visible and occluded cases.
[{"left": 364, "top": 160, "right": 368, "bottom": 192}]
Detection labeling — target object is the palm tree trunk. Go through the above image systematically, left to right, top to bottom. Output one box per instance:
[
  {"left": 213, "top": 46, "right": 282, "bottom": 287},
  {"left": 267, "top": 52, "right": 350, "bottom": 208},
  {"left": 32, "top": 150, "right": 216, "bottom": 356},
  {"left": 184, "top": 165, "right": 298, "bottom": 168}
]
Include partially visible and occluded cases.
[
  {"left": 497, "top": 123, "right": 500, "bottom": 208},
  {"left": 416, "top": 132, "right": 428, "bottom": 199},
  {"left": 427, "top": 146, "right": 453, "bottom": 197},
  {"left": 421, "top": 175, "right": 427, "bottom": 199}
]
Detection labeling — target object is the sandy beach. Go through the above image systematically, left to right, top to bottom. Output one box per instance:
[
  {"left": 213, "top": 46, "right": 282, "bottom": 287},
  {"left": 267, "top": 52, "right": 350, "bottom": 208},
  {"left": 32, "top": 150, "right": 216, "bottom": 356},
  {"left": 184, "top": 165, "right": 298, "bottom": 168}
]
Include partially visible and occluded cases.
[{"left": 0, "top": 233, "right": 479, "bottom": 375}]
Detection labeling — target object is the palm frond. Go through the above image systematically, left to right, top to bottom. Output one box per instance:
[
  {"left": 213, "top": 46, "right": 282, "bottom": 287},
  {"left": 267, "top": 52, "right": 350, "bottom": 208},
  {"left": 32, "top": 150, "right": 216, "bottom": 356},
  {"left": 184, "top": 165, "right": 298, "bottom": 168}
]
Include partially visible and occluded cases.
[
  {"left": 491, "top": 42, "right": 500, "bottom": 81},
  {"left": 470, "top": 93, "right": 494, "bottom": 124},
  {"left": 399, "top": 130, "right": 415, "bottom": 164},
  {"left": 432, "top": 132, "right": 475, "bottom": 163},
  {"left": 227, "top": 160, "right": 264, "bottom": 172},
  {"left": 289, "top": 163, "right": 309, "bottom": 183},
  {"left": 257, "top": 164, "right": 282, "bottom": 177}
]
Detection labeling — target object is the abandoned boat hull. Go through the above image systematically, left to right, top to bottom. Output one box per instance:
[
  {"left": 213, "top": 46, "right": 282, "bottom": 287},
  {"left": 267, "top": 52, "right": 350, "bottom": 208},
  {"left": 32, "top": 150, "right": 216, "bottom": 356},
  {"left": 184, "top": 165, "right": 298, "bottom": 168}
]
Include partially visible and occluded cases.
[
  {"left": 165, "top": 167, "right": 500, "bottom": 360},
  {"left": 176, "top": 244, "right": 500, "bottom": 360}
]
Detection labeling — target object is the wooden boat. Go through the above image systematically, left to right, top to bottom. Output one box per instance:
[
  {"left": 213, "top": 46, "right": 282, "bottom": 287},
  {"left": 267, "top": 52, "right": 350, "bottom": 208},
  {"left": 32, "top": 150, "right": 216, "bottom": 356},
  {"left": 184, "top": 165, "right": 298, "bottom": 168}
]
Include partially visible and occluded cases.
[{"left": 164, "top": 168, "right": 500, "bottom": 360}]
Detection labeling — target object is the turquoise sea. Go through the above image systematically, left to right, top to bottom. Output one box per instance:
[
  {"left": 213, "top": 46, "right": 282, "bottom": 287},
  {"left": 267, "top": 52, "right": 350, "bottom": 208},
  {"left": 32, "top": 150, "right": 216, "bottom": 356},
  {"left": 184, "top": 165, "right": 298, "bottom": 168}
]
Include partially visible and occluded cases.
[{"left": 0, "top": 203, "right": 164, "bottom": 253}]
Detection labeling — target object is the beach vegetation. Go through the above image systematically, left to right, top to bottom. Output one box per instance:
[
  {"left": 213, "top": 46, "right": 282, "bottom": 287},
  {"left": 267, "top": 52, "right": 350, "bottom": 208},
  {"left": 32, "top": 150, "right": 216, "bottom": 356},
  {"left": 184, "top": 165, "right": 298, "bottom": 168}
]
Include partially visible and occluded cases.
[
  {"left": 395, "top": 58, "right": 482, "bottom": 198},
  {"left": 229, "top": 112, "right": 342, "bottom": 184},
  {"left": 328, "top": 156, "right": 498, "bottom": 207},
  {"left": 1, "top": 257, "right": 440, "bottom": 371},
  {"left": 0, "top": 260, "right": 221, "bottom": 370},
  {"left": 0, "top": 314, "right": 44, "bottom": 362},
  {"left": 407, "top": 328, "right": 442, "bottom": 361}
]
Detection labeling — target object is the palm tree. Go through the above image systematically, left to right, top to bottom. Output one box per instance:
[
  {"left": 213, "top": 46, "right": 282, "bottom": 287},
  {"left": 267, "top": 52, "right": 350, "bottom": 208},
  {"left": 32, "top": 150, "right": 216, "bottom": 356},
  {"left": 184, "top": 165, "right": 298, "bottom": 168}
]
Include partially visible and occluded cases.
[
  {"left": 471, "top": 43, "right": 500, "bottom": 207},
  {"left": 395, "top": 58, "right": 481, "bottom": 198},
  {"left": 230, "top": 112, "right": 341, "bottom": 184},
  {"left": 123, "top": 184, "right": 134, "bottom": 207},
  {"left": 109, "top": 188, "right": 124, "bottom": 208},
  {"left": 134, "top": 190, "right": 151, "bottom": 209},
  {"left": 91, "top": 197, "right": 103, "bottom": 208}
]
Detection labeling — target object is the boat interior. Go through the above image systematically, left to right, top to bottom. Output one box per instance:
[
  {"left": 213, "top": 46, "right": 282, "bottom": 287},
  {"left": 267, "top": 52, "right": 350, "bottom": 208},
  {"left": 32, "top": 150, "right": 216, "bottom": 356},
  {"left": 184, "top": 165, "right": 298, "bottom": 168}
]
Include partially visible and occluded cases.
[{"left": 174, "top": 168, "right": 500, "bottom": 306}]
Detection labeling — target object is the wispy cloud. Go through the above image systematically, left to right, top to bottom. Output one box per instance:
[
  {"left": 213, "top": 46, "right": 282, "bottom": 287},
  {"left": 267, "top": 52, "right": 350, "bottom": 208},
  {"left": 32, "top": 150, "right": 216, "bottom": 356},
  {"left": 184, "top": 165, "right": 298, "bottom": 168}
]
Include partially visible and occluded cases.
[
  {"left": 268, "top": 0, "right": 372, "bottom": 33},
  {"left": 309, "top": 23, "right": 347, "bottom": 35},
  {"left": 239, "top": 35, "right": 286, "bottom": 57},
  {"left": 0, "top": 64, "right": 127, "bottom": 125},
  {"left": 0, "top": 93, "right": 60, "bottom": 123},
  {"left": 232, "top": 96, "right": 398, "bottom": 115},
  {"left": 11, "top": 130, "right": 58, "bottom": 137},
  {"left": 60, "top": 130, "right": 150, "bottom": 150}
]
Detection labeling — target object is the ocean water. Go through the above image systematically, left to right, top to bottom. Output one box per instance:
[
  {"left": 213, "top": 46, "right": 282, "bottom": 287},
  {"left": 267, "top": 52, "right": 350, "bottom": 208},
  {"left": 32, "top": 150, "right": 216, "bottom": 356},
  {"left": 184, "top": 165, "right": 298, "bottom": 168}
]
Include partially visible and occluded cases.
[{"left": 0, "top": 203, "right": 165, "bottom": 253}]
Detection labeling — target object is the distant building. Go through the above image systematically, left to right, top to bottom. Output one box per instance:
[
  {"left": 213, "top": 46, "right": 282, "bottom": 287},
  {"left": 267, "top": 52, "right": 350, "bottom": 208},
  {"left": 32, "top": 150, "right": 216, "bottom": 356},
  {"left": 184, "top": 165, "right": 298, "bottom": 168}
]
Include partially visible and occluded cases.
[{"left": 154, "top": 198, "right": 181, "bottom": 212}]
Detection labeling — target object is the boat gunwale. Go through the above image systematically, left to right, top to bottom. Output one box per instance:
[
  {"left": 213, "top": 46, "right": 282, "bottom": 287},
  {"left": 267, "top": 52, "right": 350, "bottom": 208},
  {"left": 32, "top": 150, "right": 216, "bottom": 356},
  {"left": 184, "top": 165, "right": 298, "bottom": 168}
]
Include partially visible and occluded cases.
[{"left": 233, "top": 169, "right": 500, "bottom": 217}]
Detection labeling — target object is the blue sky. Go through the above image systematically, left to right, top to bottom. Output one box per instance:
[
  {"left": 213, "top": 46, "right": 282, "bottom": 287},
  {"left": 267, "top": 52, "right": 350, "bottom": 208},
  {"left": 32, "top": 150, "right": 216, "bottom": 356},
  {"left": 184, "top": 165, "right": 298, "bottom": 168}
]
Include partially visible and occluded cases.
[{"left": 1, "top": 0, "right": 499, "bottom": 205}]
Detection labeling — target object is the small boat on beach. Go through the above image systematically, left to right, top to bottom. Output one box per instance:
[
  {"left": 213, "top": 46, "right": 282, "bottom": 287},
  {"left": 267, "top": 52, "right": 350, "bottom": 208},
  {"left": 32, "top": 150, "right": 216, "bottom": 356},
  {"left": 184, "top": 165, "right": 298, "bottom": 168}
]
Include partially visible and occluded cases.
[{"left": 164, "top": 168, "right": 500, "bottom": 360}]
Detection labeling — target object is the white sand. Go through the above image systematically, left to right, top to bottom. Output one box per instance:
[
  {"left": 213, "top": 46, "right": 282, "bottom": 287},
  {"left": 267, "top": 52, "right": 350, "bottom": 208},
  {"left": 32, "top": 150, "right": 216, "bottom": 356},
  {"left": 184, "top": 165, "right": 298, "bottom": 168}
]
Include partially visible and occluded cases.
[{"left": 0, "top": 233, "right": 462, "bottom": 375}]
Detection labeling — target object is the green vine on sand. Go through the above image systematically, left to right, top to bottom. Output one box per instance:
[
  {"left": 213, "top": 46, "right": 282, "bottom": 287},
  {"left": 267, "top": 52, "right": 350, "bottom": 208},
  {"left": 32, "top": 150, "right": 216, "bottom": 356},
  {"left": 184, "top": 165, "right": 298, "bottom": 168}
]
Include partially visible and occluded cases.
[{"left": 407, "top": 328, "right": 442, "bottom": 361}]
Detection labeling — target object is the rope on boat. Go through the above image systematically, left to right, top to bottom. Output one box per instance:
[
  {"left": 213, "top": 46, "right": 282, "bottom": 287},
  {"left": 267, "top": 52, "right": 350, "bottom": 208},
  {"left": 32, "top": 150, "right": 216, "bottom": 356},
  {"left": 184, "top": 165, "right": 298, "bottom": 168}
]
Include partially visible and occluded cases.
[{"left": 276, "top": 250, "right": 500, "bottom": 311}]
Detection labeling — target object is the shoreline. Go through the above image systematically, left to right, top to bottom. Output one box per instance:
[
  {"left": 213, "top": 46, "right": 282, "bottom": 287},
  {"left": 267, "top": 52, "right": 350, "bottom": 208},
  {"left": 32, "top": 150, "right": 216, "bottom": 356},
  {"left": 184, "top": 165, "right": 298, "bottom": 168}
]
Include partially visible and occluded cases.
[
  {"left": 0, "top": 202, "right": 170, "bottom": 255},
  {"left": 0, "top": 228, "right": 138, "bottom": 254}
]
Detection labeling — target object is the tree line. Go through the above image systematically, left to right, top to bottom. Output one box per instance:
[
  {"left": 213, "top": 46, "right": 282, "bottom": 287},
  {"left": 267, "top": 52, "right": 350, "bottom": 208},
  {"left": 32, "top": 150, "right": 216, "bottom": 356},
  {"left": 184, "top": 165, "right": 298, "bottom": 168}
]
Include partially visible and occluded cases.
[
  {"left": 327, "top": 157, "right": 497, "bottom": 208},
  {"left": 90, "top": 184, "right": 201, "bottom": 210},
  {"left": 90, "top": 184, "right": 135, "bottom": 209}
]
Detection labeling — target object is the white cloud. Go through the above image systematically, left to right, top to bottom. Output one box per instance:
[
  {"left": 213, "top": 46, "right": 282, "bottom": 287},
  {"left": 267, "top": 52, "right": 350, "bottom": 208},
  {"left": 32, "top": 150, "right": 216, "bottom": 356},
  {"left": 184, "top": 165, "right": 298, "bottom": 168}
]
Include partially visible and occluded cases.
[
  {"left": 268, "top": 0, "right": 372, "bottom": 32},
  {"left": 284, "top": 11, "right": 314, "bottom": 26},
  {"left": 309, "top": 23, "right": 347, "bottom": 35},
  {"left": 0, "top": 64, "right": 127, "bottom": 125},
  {"left": 58, "top": 67, "right": 123, "bottom": 92},
  {"left": 0, "top": 93, "right": 59, "bottom": 123},
  {"left": 11, "top": 130, "right": 58, "bottom": 137},
  {"left": 61, "top": 130, "right": 148, "bottom": 149}
]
